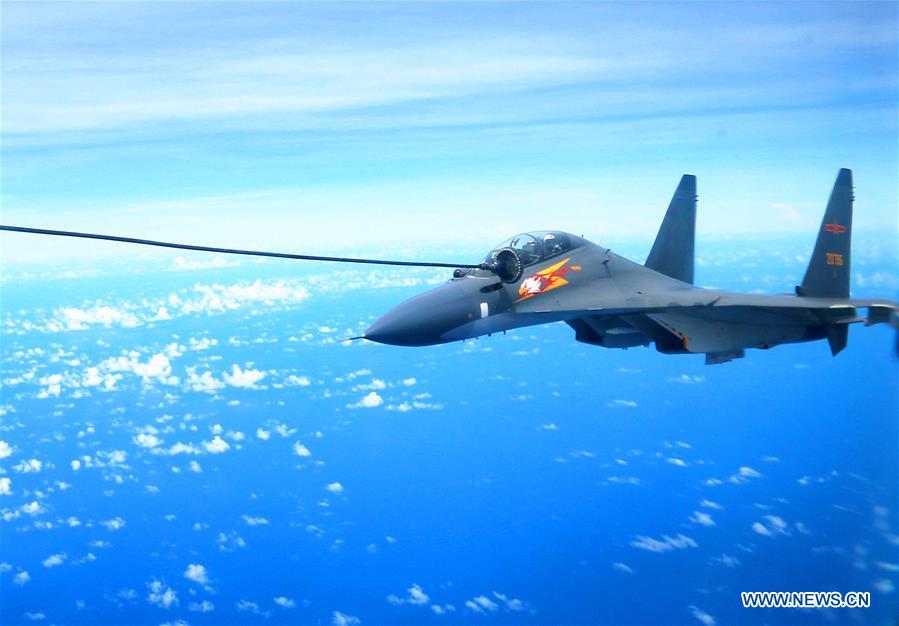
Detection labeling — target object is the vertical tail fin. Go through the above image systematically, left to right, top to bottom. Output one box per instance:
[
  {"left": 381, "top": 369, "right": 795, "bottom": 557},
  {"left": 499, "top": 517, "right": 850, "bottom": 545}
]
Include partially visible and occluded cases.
[
  {"left": 797, "top": 168, "right": 853, "bottom": 298},
  {"left": 645, "top": 174, "right": 697, "bottom": 284},
  {"left": 826, "top": 324, "right": 849, "bottom": 356}
]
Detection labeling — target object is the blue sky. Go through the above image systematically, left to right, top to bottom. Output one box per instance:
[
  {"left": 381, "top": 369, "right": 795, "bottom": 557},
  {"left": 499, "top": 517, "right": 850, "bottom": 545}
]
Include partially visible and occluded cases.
[
  {"left": 1, "top": 2, "right": 897, "bottom": 263},
  {"left": 1, "top": 7, "right": 898, "bottom": 623}
]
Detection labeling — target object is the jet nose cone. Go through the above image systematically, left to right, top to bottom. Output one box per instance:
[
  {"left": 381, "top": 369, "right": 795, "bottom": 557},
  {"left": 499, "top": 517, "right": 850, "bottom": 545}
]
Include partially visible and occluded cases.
[
  {"left": 365, "top": 282, "right": 473, "bottom": 346},
  {"left": 364, "top": 312, "right": 418, "bottom": 346}
]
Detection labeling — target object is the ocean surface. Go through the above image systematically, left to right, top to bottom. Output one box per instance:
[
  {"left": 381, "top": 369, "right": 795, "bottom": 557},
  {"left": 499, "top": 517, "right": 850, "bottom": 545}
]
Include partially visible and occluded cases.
[{"left": 1, "top": 236, "right": 897, "bottom": 626}]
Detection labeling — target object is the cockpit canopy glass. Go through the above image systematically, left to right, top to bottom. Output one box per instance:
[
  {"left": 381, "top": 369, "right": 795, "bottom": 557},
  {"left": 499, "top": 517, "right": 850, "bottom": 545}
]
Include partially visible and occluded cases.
[{"left": 483, "top": 231, "right": 576, "bottom": 266}]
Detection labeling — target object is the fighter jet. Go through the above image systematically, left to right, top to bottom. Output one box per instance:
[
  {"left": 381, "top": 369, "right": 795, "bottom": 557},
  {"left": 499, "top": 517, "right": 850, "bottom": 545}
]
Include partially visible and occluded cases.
[
  {"left": 2, "top": 168, "right": 896, "bottom": 364},
  {"left": 362, "top": 168, "right": 898, "bottom": 363}
]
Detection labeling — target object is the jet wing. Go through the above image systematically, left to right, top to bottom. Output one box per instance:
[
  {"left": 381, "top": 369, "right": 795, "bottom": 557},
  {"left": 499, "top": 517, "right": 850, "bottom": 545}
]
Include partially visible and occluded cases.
[
  {"left": 510, "top": 274, "right": 897, "bottom": 356},
  {"left": 514, "top": 275, "right": 897, "bottom": 326}
]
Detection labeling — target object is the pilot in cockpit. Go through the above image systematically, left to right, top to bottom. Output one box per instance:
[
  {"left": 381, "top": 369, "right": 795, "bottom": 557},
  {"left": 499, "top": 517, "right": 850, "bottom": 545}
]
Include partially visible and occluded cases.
[{"left": 543, "top": 232, "right": 565, "bottom": 257}]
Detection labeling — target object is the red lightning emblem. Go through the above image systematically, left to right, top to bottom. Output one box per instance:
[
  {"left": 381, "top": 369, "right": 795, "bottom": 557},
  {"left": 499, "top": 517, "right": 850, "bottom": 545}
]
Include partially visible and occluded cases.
[{"left": 824, "top": 223, "right": 846, "bottom": 234}]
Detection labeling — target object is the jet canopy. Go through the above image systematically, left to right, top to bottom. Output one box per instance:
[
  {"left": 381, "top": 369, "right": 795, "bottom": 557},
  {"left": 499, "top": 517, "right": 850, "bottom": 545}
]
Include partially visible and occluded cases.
[{"left": 483, "top": 231, "right": 585, "bottom": 267}]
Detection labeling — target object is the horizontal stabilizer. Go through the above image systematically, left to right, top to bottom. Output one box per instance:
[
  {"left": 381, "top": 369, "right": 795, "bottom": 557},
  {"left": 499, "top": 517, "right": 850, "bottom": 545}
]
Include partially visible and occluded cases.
[
  {"left": 798, "top": 168, "right": 853, "bottom": 298},
  {"left": 645, "top": 174, "right": 697, "bottom": 284},
  {"left": 863, "top": 303, "right": 899, "bottom": 327}
]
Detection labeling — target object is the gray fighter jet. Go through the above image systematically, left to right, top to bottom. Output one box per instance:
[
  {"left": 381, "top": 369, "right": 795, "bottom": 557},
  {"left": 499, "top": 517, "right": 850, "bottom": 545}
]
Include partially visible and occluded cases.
[
  {"left": 2, "top": 168, "right": 896, "bottom": 364},
  {"left": 364, "top": 168, "right": 898, "bottom": 364}
]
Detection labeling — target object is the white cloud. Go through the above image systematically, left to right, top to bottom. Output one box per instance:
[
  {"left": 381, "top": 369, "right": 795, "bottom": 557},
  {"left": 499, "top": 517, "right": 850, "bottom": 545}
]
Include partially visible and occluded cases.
[
  {"left": 3, "top": 22, "right": 647, "bottom": 141},
  {"left": 770, "top": 202, "right": 802, "bottom": 223},
  {"left": 173, "top": 255, "right": 233, "bottom": 271},
  {"left": 856, "top": 271, "right": 899, "bottom": 291},
  {"left": 182, "top": 280, "right": 309, "bottom": 315},
  {"left": 55, "top": 305, "right": 141, "bottom": 331},
  {"left": 189, "top": 336, "right": 219, "bottom": 351},
  {"left": 102, "top": 352, "right": 174, "bottom": 381},
  {"left": 132, "top": 354, "right": 172, "bottom": 378},
  {"left": 223, "top": 364, "right": 266, "bottom": 389},
  {"left": 81, "top": 367, "right": 103, "bottom": 387},
  {"left": 186, "top": 368, "right": 225, "bottom": 393},
  {"left": 36, "top": 373, "right": 64, "bottom": 398},
  {"left": 668, "top": 374, "right": 706, "bottom": 384},
  {"left": 286, "top": 375, "right": 311, "bottom": 387},
  {"left": 402, "top": 377, "right": 417, "bottom": 386},
  {"left": 349, "top": 391, "right": 383, "bottom": 409},
  {"left": 386, "top": 399, "right": 445, "bottom": 412},
  {"left": 607, "top": 399, "right": 637, "bottom": 408},
  {"left": 274, "top": 424, "right": 296, "bottom": 437},
  {"left": 256, "top": 428, "right": 271, "bottom": 440},
  {"left": 133, "top": 432, "right": 163, "bottom": 448},
  {"left": 203, "top": 436, "right": 230, "bottom": 454},
  {"left": 0, "top": 440, "right": 13, "bottom": 459},
  {"left": 293, "top": 441, "right": 311, "bottom": 457},
  {"left": 164, "top": 442, "right": 202, "bottom": 455},
  {"left": 105, "top": 449, "right": 128, "bottom": 466},
  {"left": 667, "top": 457, "right": 688, "bottom": 467},
  {"left": 14, "top": 459, "right": 42, "bottom": 473},
  {"left": 71, "top": 459, "right": 81, "bottom": 471},
  {"left": 729, "top": 466, "right": 762, "bottom": 484},
  {"left": 0, "top": 478, "right": 10, "bottom": 495},
  {"left": 325, "top": 482, "right": 344, "bottom": 495},
  {"left": 700, "top": 499, "right": 722, "bottom": 510},
  {"left": 21, "top": 501, "right": 44, "bottom": 516},
  {"left": 689, "top": 511, "right": 715, "bottom": 527},
  {"left": 753, "top": 514, "right": 789, "bottom": 538},
  {"left": 242, "top": 515, "right": 269, "bottom": 526},
  {"left": 100, "top": 517, "right": 126, "bottom": 531},
  {"left": 752, "top": 522, "right": 772, "bottom": 537},
  {"left": 216, "top": 532, "right": 246, "bottom": 552},
  {"left": 630, "top": 533, "right": 698, "bottom": 553},
  {"left": 42, "top": 553, "right": 67, "bottom": 568},
  {"left": 711, "top": 554, "right": 741, "bottom": 568},
  {"left": 612, "top": 562, "right": 634, "bottom": 574},
  {"left": 184, "top": 563, "right": 209, "bottom": 585},
  {"left": 14, "top": 571, "right": 30, "bottom": 585},
  {"left": 147, "top": 580, "right": 179, "bottom": 609},
  {"left": 387, "top": 583, "right": 429, "bottom": 606},
  {"left": 492, "top": 592, "right": 525, "bottom": 612},
  {"left": 465, "top": 595, "right": 499, "bottom": 613},
  {"left": 274, "top": 596, "right": 296, "bottom": 608},
  {"left": 189, "top": 600, "right": 215, "bottom": 612},
  {"left": 236, "top": 600, "right": 265, "bottom": 615},
  {"left": 689, "top": 605, "right": 716, "bottom": 626},
  {"left": 332, "top": 611, "right": 360, "bottom": 626}
]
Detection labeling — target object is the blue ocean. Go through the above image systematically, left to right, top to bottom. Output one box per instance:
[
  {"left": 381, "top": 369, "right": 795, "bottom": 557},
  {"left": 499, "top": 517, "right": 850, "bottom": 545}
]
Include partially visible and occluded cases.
[{"left": 1, "top": 236, "right": 896, "bottom": 625}]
